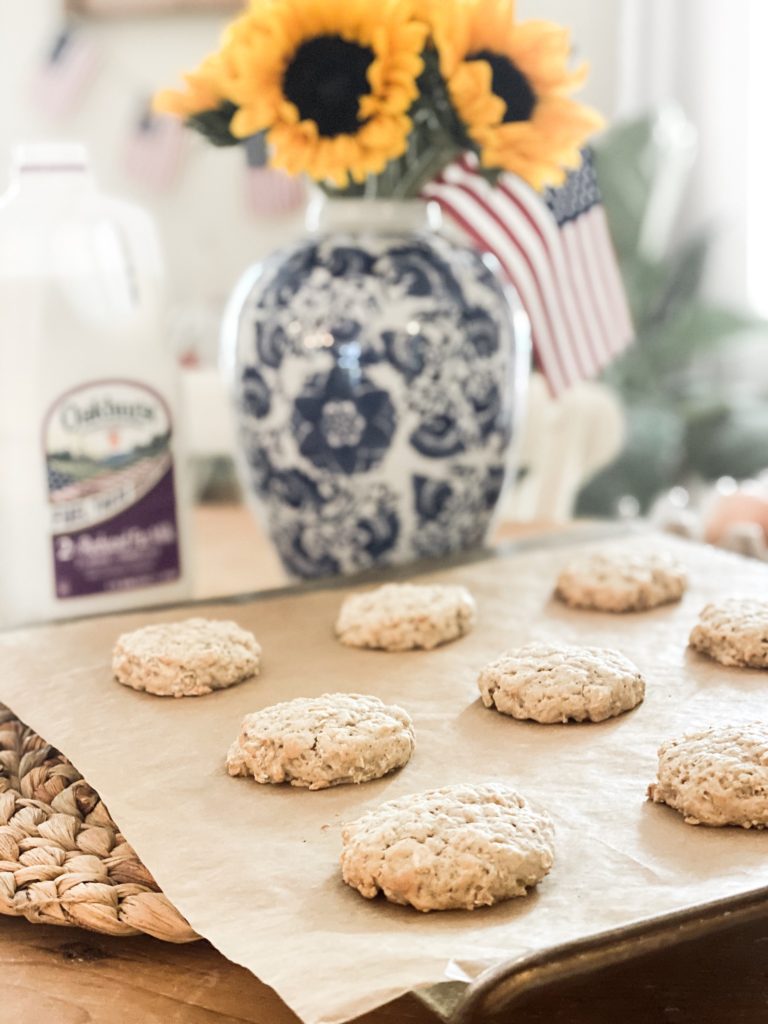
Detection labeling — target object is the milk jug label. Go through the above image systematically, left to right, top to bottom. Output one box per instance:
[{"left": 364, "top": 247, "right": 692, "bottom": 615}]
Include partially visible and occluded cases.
[{"left": 44, "top": 380, "right": 182, "bottom": 598}]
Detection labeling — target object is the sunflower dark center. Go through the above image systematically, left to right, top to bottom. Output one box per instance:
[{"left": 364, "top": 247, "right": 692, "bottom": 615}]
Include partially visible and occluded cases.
[
  {"left": 282, "top": 35, "right": 374, "bottom": 137},
  {"left": 466, "top": 50, "right": 536, "bottom": 122}
]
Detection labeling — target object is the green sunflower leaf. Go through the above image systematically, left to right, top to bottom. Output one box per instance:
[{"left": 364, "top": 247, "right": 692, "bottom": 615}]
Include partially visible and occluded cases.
[{"left": 187, "top": 101, "right": 240, "bottom": 148}]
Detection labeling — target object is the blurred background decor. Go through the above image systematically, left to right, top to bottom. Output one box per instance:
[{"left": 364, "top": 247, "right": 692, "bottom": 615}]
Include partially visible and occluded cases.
[
  {"left": 4, "top": 0, "right": 765, "bottom": 590},
  {"left": 158, "top": 0, "right": 629, "bottom": 578},
  {"left": 577, "top": 108, "right": 768, "bottom": 520},
  {"left": 650, "top": 474, "right": 768, "bottom": 563}
]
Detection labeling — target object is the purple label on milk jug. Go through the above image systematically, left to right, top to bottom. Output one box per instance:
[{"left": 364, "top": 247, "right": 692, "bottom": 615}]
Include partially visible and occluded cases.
[{"left": 44, "top": 380, "right": 182, "bottom": 599}]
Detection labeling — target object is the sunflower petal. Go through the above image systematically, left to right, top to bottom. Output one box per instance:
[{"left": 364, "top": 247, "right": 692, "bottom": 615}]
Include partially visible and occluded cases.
[{"left": 435, "top": 4, "right": 603, "bottom": 190}]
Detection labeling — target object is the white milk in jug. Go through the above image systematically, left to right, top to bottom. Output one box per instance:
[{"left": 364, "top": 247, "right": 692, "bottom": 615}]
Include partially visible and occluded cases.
[{"left": 0, "top": 144, "right": 191, "bottom": 627}]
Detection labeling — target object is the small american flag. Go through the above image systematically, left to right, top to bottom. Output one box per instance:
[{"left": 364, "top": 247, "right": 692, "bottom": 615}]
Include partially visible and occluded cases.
[
  {"left": 30, "top": 25, "right": 100, "bottom": 119},
  {"left": 123, "top": 101, "right": 186, "bottom": 191},
  {"left": 244, "top": 134, "right": 305, "bottom": 218},
  {"left": 423, "top": 151, "right": 633, "bottom": 395}
]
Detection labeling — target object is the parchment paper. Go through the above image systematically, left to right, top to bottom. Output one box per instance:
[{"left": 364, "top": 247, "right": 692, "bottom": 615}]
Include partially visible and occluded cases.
[{"left": 3, "top": 533, "right": 768, "bottom": 1024}]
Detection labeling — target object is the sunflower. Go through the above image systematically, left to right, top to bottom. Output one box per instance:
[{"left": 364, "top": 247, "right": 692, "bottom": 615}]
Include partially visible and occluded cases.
[
  {"left": 213, "top": 0, "right": 428, "bottom": 187},
  {"left": 431, "top": 0, "right": 604, "bottom": 189},
  {"left": 153, "top": 49, "right": 245, "bottom": 147},
  {"left": 154, "top": 52, "right": 231, "bottom": 119}
]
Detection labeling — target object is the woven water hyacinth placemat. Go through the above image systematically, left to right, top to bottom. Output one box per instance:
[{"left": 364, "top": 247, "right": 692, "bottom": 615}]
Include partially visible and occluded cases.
[{"left": 0, "top": 703, "right": 196, "bottom": 942}]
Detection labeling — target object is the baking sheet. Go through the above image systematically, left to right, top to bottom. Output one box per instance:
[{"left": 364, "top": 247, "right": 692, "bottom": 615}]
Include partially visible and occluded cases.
[{"left": 2, "top": 533, "right": 768, "bottom": 1024}]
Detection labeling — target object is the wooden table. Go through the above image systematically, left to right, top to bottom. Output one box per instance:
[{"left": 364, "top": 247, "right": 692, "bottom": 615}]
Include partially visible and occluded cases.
[
  {"left": 190, "top": 503, "right": 567, "bottom": 600},
  {"left": 4, "top": 505, "right": 768, "bottom": 1022},
  {"left": 4, "top": 902, "right": 768, "bottom": 1023},
  {"left": 0, "top": 916, "right": 435, "bottom": 1024}
]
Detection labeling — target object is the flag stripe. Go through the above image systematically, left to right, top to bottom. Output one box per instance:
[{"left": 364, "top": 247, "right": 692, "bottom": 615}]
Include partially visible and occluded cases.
[
  {"left": 31, "top": 28, "right": 100, "bottom": 119},
  {"left": 123, "top": 110, "right": 185, "bottom": 191},
  {"left": 424, "top": 151, "right": 634, "bottom": 395},
  {"left": 455, "top": 159, "right": 598, "bottom": 380},
  {"left": 440, "top": 165, "right": 583, "bottom": 383},
  {"left": 245, "top": 167, "right": 305, "bottom": 217},
  {"left": 505, "top": 167, "right": 618, "bottom": 376},
  {"left": 498, "top": 173, "right": 604, "bottom": 376},
  {"left": 476, "top": 176, "right": 595, "bottom": 381},
  {"left": 427, "top": 177, "right": 572, "bottom": 392},
  {"left": 425, "top": 179, "right": 569, "bottom": 394},
  {"left": 427, "top": 181, "right": 569, "bottom": 392},
  {"left": 588, "top": 206, "right": 635, "bottom": 354},
  {"left": 564, "top": 215, "right": 615, "bottom": 366},
  {"left": 569, "top": 216, "right": 616, "bottom": 362},
  {"left": 585, "top": 216, "right": 624, "bottom": 359},
  {"left": 562, "top": 220, "right": 613, "bottom": 367}
]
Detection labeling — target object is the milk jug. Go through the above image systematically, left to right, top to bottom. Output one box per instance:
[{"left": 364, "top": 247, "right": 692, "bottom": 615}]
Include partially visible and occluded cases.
[{"left": 0, "top": 144, "right": 191, "bottom": 627}]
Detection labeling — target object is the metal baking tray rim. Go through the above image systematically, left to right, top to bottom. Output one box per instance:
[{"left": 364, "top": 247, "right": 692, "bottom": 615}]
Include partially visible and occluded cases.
[{"left": 422, "top": 883, "right": 768, "bottom": 1022}]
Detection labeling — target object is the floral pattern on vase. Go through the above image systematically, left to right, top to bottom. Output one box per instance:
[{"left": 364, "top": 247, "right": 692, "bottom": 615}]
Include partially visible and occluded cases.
[
  {"left": 227, "top": 203, "right": 526, "bottom": 578},
  {"left": 292, "top": 367, "right": 396, "bottom": 474}
]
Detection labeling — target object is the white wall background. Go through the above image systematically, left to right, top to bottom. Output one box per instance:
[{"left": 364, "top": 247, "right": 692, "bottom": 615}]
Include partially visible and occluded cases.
[
  {"left": 0, "top": 0, "right": 624, "bottom": 363},
  {"left": 616, "top": 0, "right": 756, "bottom": 310},
  {"left": 0, "top": 1, "right": 306, "bottom": 362}
]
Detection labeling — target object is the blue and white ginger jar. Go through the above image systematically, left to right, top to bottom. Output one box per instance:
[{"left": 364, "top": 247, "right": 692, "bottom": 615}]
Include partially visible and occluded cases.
[{"left": 224, "top": 199, "right": 529, "bottom": 579}]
